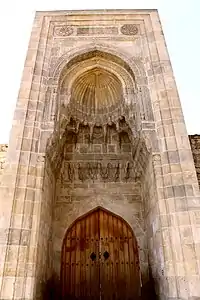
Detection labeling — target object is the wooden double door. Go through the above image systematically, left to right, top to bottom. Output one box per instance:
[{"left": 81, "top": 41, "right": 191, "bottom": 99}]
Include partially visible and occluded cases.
[{"left": 61, "top": 207, "right": 141, "bottom": 300}]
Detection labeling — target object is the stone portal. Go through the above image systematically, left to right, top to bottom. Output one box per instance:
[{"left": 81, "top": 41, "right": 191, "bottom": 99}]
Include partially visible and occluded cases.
[{"left": 0, "top": 9, "right": 200, "bottom": 300}]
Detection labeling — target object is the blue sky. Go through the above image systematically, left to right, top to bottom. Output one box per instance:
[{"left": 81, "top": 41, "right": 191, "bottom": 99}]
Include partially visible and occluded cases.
[{"left": 0, "top": 0, "right": 199, "bottom": 143}]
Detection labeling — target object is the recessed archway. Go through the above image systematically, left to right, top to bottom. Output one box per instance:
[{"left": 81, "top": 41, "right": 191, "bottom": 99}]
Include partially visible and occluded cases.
[
  {"left": 45, "top": 47, "right": 152, "bottom": 300},
  {"left": 55, "top": 49, "right": 140, "bottom": 134}
]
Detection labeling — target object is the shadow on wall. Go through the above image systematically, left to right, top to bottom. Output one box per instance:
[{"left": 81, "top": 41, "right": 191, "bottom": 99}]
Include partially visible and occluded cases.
[
  {"left": 141, "top": 272, "right": 157, "bottom": 300},
  {"left": 41, "top": 273, "right": 61, "bottom": 300}
]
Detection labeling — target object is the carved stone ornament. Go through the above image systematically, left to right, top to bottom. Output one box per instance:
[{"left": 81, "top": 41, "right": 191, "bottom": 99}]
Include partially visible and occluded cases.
[
  {"left": 120, "top": 24, "right": 139, "bottom": 36},
  {"left": 54, "top": 26, "right": 74, "bottom": 36},
  {"left": 60, "top": 161, "right": 137, "bottom": 183}
]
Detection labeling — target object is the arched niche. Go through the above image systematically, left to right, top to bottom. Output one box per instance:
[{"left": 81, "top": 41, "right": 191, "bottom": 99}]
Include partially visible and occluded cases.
[
  {"left": 44, "top": 48, "right": 154, "bottom": 133},
  {"left": 54, "top": 50, "right": 140, "bottom": 136},
  {"left": 58, "top": 51, "right": 137, "bottom": 108},
  {"left": 70, "top": 67, "right": 123, "bottom": 116}
]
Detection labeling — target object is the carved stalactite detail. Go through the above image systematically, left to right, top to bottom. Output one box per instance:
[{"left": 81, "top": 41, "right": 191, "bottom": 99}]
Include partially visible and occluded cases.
[
  {"left": 46, "top": 115, "right": 149, "bottom": 180},
  {"left": 61, "top": 116, "right": 135, "bottom": 147}
]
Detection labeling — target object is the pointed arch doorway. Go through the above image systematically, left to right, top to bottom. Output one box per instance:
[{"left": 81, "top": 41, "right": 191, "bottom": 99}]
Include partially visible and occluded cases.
[{"left": 61, "top": 207, "right": 141, "bottom": 299}]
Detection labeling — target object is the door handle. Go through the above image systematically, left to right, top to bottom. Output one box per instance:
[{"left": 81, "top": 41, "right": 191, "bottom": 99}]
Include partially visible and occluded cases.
[
  {"left": 90, "top": 251, "right": 110, "bottom": 261},
  {"left": 103, "top": 251, "right": 110, "bottom": 260},
  {"left": 90, "top": 252, "right": 96, "bottom": 261}
]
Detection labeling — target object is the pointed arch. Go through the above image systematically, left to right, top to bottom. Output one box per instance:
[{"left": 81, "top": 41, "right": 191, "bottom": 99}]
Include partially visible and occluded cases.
[
  {"left": 50, "top": 43, "right": 143, "bottom": 81},
  {"left": 60, "top": 206, "right": 141, "bottom": 299},
  {"left": 62, "top": 206, "right": 138, "bottom": 245}
]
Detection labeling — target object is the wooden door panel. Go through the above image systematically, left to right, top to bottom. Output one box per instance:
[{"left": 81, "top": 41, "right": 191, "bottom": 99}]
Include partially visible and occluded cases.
[
  {"left": 61, "top": 207, "right": 141, "bottom": 300},
  {"left": 61, "top": 209, "right": 100, "bottom": 299},
  {"left": 99, "top": 209, "right": 141, "bottom": 300},
  {"left": 99, "top": 210, "right": 112, "bottom": 300}
]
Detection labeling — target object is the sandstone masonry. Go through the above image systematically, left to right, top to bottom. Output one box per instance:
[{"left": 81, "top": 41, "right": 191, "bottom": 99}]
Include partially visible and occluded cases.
[
  {"left": 0, "top": 9, "right": 200, "bottom": 300},
  {"left": 1, "top": 138, "right": 199, "bottom": 187}
]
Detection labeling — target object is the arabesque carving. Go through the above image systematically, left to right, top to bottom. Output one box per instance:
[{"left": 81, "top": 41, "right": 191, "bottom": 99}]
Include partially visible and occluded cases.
[{"left": 120, "top": 24, "right": 139, "bottom": 36}]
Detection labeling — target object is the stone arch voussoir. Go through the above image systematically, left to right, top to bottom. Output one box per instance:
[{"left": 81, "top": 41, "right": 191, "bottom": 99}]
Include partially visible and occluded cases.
[{"left": 57, "top": 201, "right": 145, "bottom": 252}]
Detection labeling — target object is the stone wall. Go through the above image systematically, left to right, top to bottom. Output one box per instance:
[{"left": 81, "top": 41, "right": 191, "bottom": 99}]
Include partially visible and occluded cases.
[
  {"left": 0, "top": 130, "right": 200, "bottom": 297},
  {"left": 1, "top": 134, "right": 200, "bottom": 187},
  {"left": 2, "top": 135, "right": 199, "bottom": 182},
  {"left": 189, "top": 135, "right": 200, "bottom": 188},
  {"left": 35, "top": 157, "right": 55, "bottom": 298}
]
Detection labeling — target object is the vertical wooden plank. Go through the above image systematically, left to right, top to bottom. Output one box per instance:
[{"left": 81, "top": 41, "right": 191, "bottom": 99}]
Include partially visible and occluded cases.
[
  {"left": 88, "top": 209, "right": 99, "bottom": 299},
  {"left": 96, "top": 209, "right": 100, "bottom": 300},
  {"left": 97, "top": 209, "right": 101, "bottom": 299},
  {"left": 99, "top": 209, "right": 104, "bottom": 300},
  {"left": 99, "top": 209, "right": 103, "bottom": 300},
  {"left": 85, "top": 210, "right": 90, "bottom": 298},
  {"left": 90, "top": 210, "right": 95, "bottom": 299},
  {"left": 100, "top": 210, "right": 104, "bottom": 300},
  {"left": 104, "top": 210, "right": 110, "bottom": 300},
  {"left": 106, "top": 210, "right": 113, "bottom": 300},
  {"left": 106, "top": 211, "right": 111, "bottom": 300},
  {"left": 87, "top": 212, "right": 92, "bottom": 298},
  {"left": 113, "top": 213, "right": 120, "bottom": 300},
  {"left": 110, "top": 214, "right": 116, "bottom": 300},
  {"left": 80, "top": 216, "right": 85, "bottom": 298},
  {"left": 83, "top": 216, "right": 87, "bottom": 298},
  {"left": 118, "top": 217, "right": 125, "bottom": 300},
  {"left": 75, "top": 220, "right": 81, "bottom": 298},
  {"left": 123, "top": 221, "right": 130, "bottom": 300},
  {"left": 70, "top": 223, "right": 76, "bottom": 297},
  {"left": 66, "top": 227, "right": 72, "bottom": 298},
  {"left": 61, "top": 244, "right": 64, "bottom": 298}
]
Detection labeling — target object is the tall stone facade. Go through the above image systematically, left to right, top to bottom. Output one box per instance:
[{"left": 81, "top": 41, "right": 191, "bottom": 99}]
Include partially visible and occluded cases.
[{"left": 0, "top": 9, "right": 200, "bottom": 300}]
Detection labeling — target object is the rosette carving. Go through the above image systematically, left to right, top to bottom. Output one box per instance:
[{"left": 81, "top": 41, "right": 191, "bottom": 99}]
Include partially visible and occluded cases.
[{"left": 54, "top": 26, "right": 73, "bottom": 36}]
